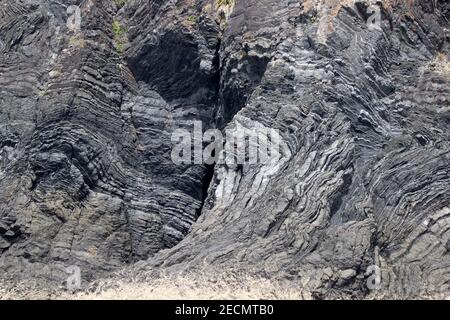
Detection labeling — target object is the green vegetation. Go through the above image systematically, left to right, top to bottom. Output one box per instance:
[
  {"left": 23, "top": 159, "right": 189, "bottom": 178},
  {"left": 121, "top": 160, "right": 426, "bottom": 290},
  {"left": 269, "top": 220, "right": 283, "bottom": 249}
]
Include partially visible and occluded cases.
[
  {"left": 115, "top": 0, "right": 126, "bottom": 7},
  {"left": 217, "top": 0, "right": 234, "bottom": 7},
  {"left": 187, "top": 15, "right": 197, "bottom": 24},
  {"left": 112, "top": 20, "right": 127, "bottom": 53},
  {"left": 112, "top": 21, "right": 126, "bottom": 37},
  {"left": 115, "top": 41, "right": 124, "bottom": 53}
]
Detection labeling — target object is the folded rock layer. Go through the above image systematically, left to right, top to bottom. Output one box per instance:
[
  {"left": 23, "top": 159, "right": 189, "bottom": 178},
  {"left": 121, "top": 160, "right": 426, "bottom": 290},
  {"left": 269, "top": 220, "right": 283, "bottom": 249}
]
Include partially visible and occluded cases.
[{"left": 0, "top": 0, "right": 449, "bottom": 298}]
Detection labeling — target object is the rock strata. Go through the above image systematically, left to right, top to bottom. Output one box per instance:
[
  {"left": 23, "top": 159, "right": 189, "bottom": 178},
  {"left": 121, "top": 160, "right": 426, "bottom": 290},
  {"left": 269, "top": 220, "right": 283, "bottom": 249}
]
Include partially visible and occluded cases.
[{"left": 0, "top": 0, "right": 449, "bottom": 298}]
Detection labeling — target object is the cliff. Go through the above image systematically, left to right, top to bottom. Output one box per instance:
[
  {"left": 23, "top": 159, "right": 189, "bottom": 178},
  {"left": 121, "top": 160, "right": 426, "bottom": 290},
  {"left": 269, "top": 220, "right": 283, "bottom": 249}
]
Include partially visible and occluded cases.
[{"left": 0, "top": 0, "right": 449, "bottom": 299}]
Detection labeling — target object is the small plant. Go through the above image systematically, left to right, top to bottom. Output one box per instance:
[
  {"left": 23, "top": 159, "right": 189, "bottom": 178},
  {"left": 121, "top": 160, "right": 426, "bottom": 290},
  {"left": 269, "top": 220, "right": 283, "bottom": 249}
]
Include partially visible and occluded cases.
[
  {"left": 114, "top": 0, "right": 126, "bottom": 7},
  {"left": 216, "top": 0, "right": 234, "bottom": 27},
  {"left": 217, "top": 0, "right": 234, "bottom": 6},
  {"left": 187, "top": 15, "right": 197, "bottom": 24},
  {"left": 112, "top": 20, "right": 127, "bottom": 53},
  {"left": 112, "top": 21, "right": 126, "bottom": 37},
  {"left": 115, "top": 41, "right": 124, "bottom": 53},
  {"left": 37, "top": 88, "right": 48, "bottom": 97},
  {"left": 37, "top": 90, "right": 46, "bottom": 97}
]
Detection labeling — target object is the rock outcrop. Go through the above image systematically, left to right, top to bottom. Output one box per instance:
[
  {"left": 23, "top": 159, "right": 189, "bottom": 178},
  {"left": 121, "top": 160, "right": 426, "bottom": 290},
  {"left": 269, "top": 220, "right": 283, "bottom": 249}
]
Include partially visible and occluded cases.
[{"left": 0, "top": 0, "right": 449, "bottom": 298}]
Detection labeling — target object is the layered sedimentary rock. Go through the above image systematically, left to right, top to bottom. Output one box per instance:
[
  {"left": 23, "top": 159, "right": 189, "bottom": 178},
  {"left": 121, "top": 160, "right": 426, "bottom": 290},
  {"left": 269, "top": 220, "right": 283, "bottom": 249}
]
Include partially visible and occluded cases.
[
  {"left": 0, "top": 0, "right": 449, "bottom": 298},
  {"left": 0, "top": 0, "right": 220, "bottom": 281}
]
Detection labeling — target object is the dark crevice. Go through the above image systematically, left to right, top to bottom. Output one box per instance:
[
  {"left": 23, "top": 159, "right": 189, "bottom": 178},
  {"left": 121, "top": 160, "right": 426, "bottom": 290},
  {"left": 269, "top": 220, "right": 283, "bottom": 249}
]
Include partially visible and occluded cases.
[
  {"left": 194, "top": 30, "right": 272, "bottom": 219},
  {"left": 195, "top": 37, "right": 222, "bottom": 220},
  {"left": 212, "top": 38, "right": 223, "bottom": 101},
  {"left": 219, "top": 54, "right": 271, "bottom": 127},
  {"left": 196, "top": 163, "right": 215, "bottom": 219}
]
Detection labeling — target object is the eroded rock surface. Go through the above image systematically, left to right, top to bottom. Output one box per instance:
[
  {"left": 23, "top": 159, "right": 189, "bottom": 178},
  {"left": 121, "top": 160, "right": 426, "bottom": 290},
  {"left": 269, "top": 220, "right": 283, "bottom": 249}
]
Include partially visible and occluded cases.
[{"left": 0, "top": 0, "right": 449, "bottom": 298}]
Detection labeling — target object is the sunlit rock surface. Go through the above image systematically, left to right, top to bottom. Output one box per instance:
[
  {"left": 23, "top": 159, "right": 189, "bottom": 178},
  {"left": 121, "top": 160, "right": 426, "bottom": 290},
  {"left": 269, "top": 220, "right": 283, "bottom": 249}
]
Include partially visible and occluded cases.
[{"left": 0, "top": 0, "right": 449, "bottom": 298}]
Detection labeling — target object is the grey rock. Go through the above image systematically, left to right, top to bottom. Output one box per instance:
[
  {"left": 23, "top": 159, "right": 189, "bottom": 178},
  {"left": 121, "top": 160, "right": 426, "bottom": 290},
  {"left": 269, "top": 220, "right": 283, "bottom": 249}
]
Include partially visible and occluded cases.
[{"left": 0, "top": 0, "right": 449, "bottom": 299}]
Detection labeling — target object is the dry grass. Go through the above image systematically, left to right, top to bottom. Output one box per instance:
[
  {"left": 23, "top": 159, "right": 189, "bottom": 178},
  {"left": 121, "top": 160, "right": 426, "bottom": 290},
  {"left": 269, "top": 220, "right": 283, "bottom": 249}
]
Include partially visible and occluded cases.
[
  {"left": 2, "top": 270, "right": 448, "bottom": 300},
  {"left": 0, "top": 271, "right": 310, "bottom": 300},
  {"left": 74, "top": 273, "right": 309, "bottom": 300}
]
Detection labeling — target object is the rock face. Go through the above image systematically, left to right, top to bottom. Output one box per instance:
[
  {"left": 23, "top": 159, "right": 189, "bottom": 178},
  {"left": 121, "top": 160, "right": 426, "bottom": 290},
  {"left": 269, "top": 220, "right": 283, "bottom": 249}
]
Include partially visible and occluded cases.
[
  {"left": 0, "top": 0, "right": 449, "bottom": 298},
  {"left": 0, "top": 0, "right": 220, "bottom": 280}
]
